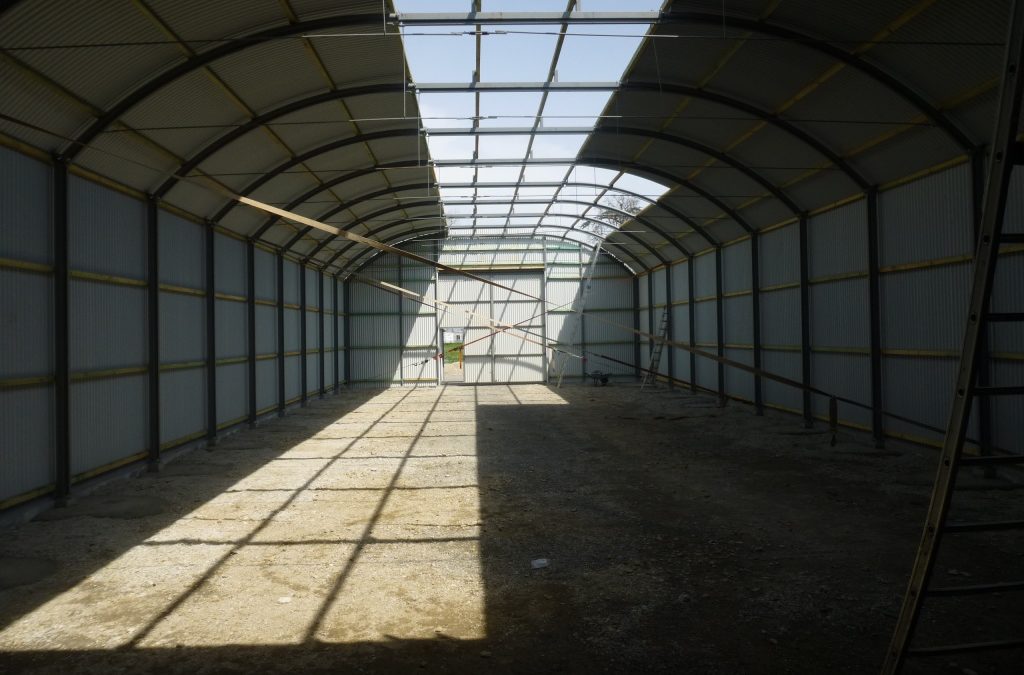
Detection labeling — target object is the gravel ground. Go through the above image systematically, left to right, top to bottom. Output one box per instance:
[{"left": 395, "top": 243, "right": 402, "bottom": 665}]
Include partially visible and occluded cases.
[{"left": 0, "top": 383, "right": 1020, "bottom": 674}]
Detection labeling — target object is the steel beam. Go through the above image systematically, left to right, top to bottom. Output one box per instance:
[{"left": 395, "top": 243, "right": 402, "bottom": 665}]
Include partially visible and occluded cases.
[
  {"left": 391, "top": 11, "right": 661, "bottom": 24},
  {"left": 413, "top": 82, "right": 618, "bottom": 92},
  {"left": 53, "top": 157, "right": 70, "bottom": 504},
  {"left": 867, "top": 188, "right": 885, "bottom": 446},
  {"left": 146, "top": 196, "right": 160, "bottom": 469},
  {"left": 798, "top": 214, "right": 813, "bottom": 428},
  {"left": 204, "top": 223, "right": 217, "bottom": 443},
  {"left": 751, "top": 233, "right": 764, "bottom": 415},
  {"left": 246, "top": 240, "right": 256, "bottom": 425},
  {"left": 715, "top": 247, "right": 726, "bottom": 405},
  {"left": 276, "top": 252, "right": 285, "bottom": 415},
  {"left": 687, "top": 260, "right": 696, "bottom": 392},
  {"left": 299, "top": 265, "right": 307, "bottom": 406},
  {"left": 664, "top": 265, "right": 674, "bottom": 388},
  {"left": 318, "top": 270, "right": 325, "bottom": 397},
  {"left": 647, "top": 273, "right": 654, "bottom": 373},
  {"left": 332, "top": 275, "right": 339, "bottom": 394},
  {"left": 632, "top": 276, "right": 641, "bottom": 380},
  {"left": 342, "top": 280, "right": 351, "bottom": 386}
]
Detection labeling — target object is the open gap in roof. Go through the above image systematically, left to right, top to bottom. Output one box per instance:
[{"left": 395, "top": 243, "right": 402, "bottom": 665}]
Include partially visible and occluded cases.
[{"left": 395, "top": 0, "right": 665, "bottom": 243}]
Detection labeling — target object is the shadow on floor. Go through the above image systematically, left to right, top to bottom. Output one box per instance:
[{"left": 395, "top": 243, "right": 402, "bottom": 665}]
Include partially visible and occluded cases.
[{"left": 1, "top": 384, "right": 1021, "bottom": 674}]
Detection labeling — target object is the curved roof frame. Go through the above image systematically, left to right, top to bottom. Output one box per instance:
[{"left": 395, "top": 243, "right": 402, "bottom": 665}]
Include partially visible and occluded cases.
[
  {"left": 23, "top": 10, "right": 972, "bottom": 166},
  {"left": 161, "top": 84, "right": 859, "bottom": 225},
  {"left": 197, "top": 123, "right": 801, "bottom": 251},
  {"left": 273, "top": 181, "right": 689, "bottom": 259},
  {"left": 313, "top": 199, "right": 669, "bottom": 271},
  {"left": 324, "top": 216, "right": 648, "bottom": 275},
  {"left": 343, "top": 227, "right": 638, "bottom": 279}
]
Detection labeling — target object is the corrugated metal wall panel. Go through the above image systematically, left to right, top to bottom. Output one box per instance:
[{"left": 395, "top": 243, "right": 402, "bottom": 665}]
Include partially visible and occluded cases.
[
  {"left": 0, "top": 146, "right": 51, "bottom": 263},
  {"left": 878, "top": 162, "right": 973, "bottom": 266},
  {"left": 68, "top": 176, "right": 146, "bottom": 278},
  {"left": 809, "top": 200, "right": 867, "bottom": 277},
  {"left": 158, "top": 211, "right": 203, "bottom": 288},
  {"left": 759, "top": 224, "right": 800, "bottom": 286},
  {"left": 214, "top": 234, "right": 247, "bottom": 296},
  {"left": 722, "top": 240, "right": 752, "bottom": 293},
  {"left": 253, "top": 247, "right": 276, "bottom": 301},
  {"left": 693, "top": 253, "right": 717, "bottom": 297},
  {"left": 282, "top": 259, "right": 300, "bottom": 304},
  {"left": 671, "top": 261, "right": 689, "bottom": 299},
  {"left": 881, "top": 265, "right": 970, "bottom": 350},
  {"left": 305, "top": 268, "right": 320, "bottom": 308},
  {"left": 651, "top": 268, "right": 666, "bottom": 306},
  {"left": 0, "top": 269, "right": 52, "bottom": 377},
  {"left": 638, "top": 275, "right": 650, "bottom": 307},
  {"left": 588, "top": 277, "right": 632, "bottom": 309},
  {"left": 546, "top": 279, "right": 579, "bottom": 307},
  {"left": 810, "top": 280, "right": 870, "bottom": 348},
  {"left": 69, "top": 282, "right": 146, "bottom": 370},
  {"left": 759, "top": 288, "right": 801, "bottom": 346},
  {"left": 160, "top": 293, "right": 204, "bottom": 363},
  {"left": 724, "top": 295, "right": 753, "bottom": 345},
  {"left": 215, "top": 299, "right": 248, "bottom": 358},
  {"left": 694, "top": 301, "right": 717, "bottom": 344},
  {"left": 255, "top": 305, "right": 277, "bottom": 354},
  {"left": 283, "top": 307, "right": 301, "bottom": 351},
  {"left": 305, "top": 311, "right": 320, "bottom": 349},
  {"left": 585, "top": 311, "right": 633, "bottom": 343},
  {"left": 402, "top": 314, "right": 437, "bottom": 347},
  {"left": 350, "top": 315, "right": 400, "bottom": 347},
  {"left": 494, "top": 329, "right": 543, "bottom": 355},
  {"left": 589, "top": 344, "right": 634, "bottom": 375},
  {"left": 351, "top": 347, "right": 401, "bottom": 383},
  {"left": 724, "top": 348, "right": 755, "bottom": 400},
  {"left": 402, "top": 349, "right": 436, "bottom": 382},
  {"left": 762, "top": 351, "right": 802, "bottom": 411},
  {"left": 306, "top": 353, "right": 320, "bottom": 394},
  {"left": 811, "top": 353, "right": 872, "bottom": 428},
  {"left": 284, "top": 355, "right": 301, "bottom": 399},
  {"left": 494, "top": 356, "right": 545, "bottom": 383},
  {"left": 695, "top": 356, "right": 718, "bottom": 391},
  {"left": 883, "top": 357, "right": 959, "bottom": 444},
  {"left": 256, "top": 359, "right": 277, "bottom": 410},
  {"left": 216, "top": 362, "right": 248, "bottom": 425},
  {"left": 990, "top": 362, "right": 1023, "bottom": 451},
  {"left": 159, "top": 368, "right": 205, "bottom": 445},
  {"left": 70, "top": 375, "right": 146, "bottom": 475},
  {"left": 0, "top": 386, "right": 53, "bottom": 502}
]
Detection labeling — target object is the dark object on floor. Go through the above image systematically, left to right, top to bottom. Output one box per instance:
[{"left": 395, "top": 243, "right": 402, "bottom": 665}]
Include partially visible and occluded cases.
[{"left": 588, "top": 371, "right": 609, "bottom": 386}]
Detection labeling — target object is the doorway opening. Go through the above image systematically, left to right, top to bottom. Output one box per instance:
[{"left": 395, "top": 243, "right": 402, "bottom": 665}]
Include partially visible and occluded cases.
[{"left": 443, "top": 327, "right": 466, "bottom": 383}]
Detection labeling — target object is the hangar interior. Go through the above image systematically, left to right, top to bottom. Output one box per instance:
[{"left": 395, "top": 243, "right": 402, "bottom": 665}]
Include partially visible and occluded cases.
[{"left": 0, "top": 1, "right": 1022, "bottom": 673}]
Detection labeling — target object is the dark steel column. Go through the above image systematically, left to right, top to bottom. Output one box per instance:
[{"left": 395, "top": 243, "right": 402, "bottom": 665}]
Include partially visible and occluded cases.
[
  {"left": 970, "top": 149, "right": 993, "bottom": 461},
  {"left": 53, "top": 157, "right": 70, "bottom": 504},
  {"left": 866, "top": 188, "right": 885, "bottom": 447},
  {"left": 146, "top": 197, "right": 160, "bottom": 469},
  {"left": 798, "top": 213, "right": 813, "bottom": 428},
  {"left": 205, "top": 223, "right": 217, "bottom": 443},
  {"left": 751, "top": 233, "right": 764, "bottom": 415},
  {"left": 246, "top": 241, "right": 256, "bottom": 426},
  {"left": 715, "top": 247, "right": 726, "bottom": 404},
  {"left": 276, "top": 252, "right": 285, "bottom": 415},
  {"left": 687, "top": 260, "right": 696, "bottom": 392},
  {"left": 300, "top": 265, "right": 307, "bottom": 406},
  {"left": 664, "top": 265, "right": 674, "bottom": 388},
  {"left": 318, "top": 270, "right": 325, "bottom": 397},
  {"left": 646, "top": 273, "right": 654, "bottom": 371},
  {"left": 332, "top": 275, "right": 340, "bottom": 394},
  {"left": 632, "top": 275, "right": 641, "bottom": 380},
  {"left": 343, "top": 279, "right": 351, "bottom": 385}
]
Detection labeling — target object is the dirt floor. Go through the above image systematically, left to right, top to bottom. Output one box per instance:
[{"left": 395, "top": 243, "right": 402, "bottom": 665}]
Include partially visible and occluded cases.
[{"left": 0, "top": 383, "right": 1021, "bottom": 674}]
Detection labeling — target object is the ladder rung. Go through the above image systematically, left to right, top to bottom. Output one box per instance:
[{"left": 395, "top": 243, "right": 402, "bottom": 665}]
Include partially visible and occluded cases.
[
  {"left": 1000, "top": 232, "right": 1024, "bottom": 244},
  {"left": 988, "top": 312, "right": 1024, "bottom": 322},
  {"left": 974, "top": 385, "right": 1024, "bottom": 396},
  {"left": 959, "top": 454, "right": 1024, "bottom": 466},
  {"left": 945, "top": 519, "right": 1024, "bottom": 533},
  {"left": 928, "top": 580, "right": 1024, "bottom": 596},
  {"left": 907, "top": 638, "right": 1024, "bottom": 656}
]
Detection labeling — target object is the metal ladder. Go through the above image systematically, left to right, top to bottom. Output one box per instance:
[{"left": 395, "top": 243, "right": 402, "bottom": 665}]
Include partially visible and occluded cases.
[
  {"left": 882, "top": 5, "right": 1024, "bottom": 671},
  {"left": 553, "top": 249, "right": 602, "bottom": 388},
  {"left": 640, "top": 307, "right": 669, "bottom": 391}
]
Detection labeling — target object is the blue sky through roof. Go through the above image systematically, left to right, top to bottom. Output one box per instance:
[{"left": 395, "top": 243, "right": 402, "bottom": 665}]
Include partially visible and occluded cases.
[{"left": 393, "top": 0, "right": 669, "bottom": 244}]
